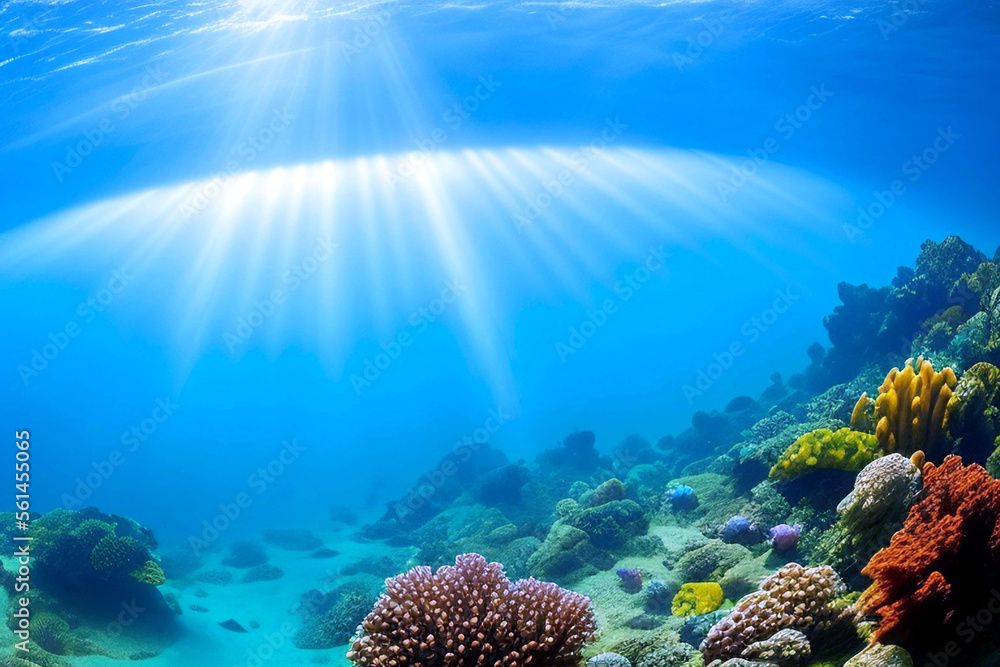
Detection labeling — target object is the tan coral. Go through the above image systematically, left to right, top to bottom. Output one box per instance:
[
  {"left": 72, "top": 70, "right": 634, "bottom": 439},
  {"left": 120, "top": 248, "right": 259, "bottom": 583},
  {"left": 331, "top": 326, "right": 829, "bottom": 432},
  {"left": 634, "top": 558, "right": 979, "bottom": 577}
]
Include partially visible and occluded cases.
[{"left": 852, "top": 357, "right": 957, "bottom": 458}]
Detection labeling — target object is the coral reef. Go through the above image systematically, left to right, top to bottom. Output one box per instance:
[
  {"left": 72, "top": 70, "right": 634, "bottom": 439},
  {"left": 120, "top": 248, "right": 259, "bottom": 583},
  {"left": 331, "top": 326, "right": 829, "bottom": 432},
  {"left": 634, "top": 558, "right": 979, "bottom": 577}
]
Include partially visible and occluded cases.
[
  {"left": 338, "top": 238, "right": 1000, "bottom": 667},
  {"left": 851, "top": 357, "right": 956, "bottom": 460},
  {"left": 946, "top": 361, "right": 1000, "bottom": 463},
  {"left": 769, "top": 428, "right": 881, "bottom": 481},
  {"left": 829, "top": 453, "right": 923, "bottom": 569},
  {"left": 858, "top": 456, "right": 1000, "bottom": 655},
  {"left": 473, "top": 463, "right": 531, "bottom": 506},
  {"left": 587, "top": 478, "right": 628, "bottom": 507},
  {"left": 666, "top": 485, "right": 699, "bottom": 512},
  {"left": 573, "top": 500, "right": 649, "bottom": 550},
  {"left": 9, "top": 509, "right": 178, "bottom": 660},
  {"left": 721, "top": 515, "right": 762, "bottom": 546},
  {"left": 526, "top": 523, "right": 612, "bottom": 584},
  {"left": 768, "top": 523, "right": 801, "bottom": 554},
  {"left": 262, "top": 528, "right": 324, "bottom": 551},
  {"left": 221, "top": 540, "right": 268, "bottom": 568},
  {"left": 675, "top": 540, "right": 752, "bottom": 582},
  {"left": 346, "top": 553, "right": 596, "bottom": 666},
  {"left": 719, "top": 553, "right": 772, "bottom": 601},
  {"left": 701, "top": 563, "right": 854, "bottom": 664},
  {"left": 616, "top": 567, "right": 643, "bottom": 594},
  {"left": 643, "top": 579, "right": 678, "bottom": 615},
  {"left": 295, "top": 582, "right": 379, "bottom": 649},
  {"left": 671, "top": 582, "right": 725, "bottom": 617},
  {"left": 739, "top": 628, "right": 812, "bottom": 665},
  {"left": 843, "top": 643, "right": 913, "bottom": 666},
  {"left": 587, "top": 653, "right": 631, "bottom": 667}
]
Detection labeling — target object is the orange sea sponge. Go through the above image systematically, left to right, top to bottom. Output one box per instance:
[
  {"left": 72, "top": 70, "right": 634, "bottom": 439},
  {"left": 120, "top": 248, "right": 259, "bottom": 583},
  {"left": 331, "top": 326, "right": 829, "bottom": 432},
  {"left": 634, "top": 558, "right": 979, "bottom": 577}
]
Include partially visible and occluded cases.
[{"left": 858, "top": 456, "right": 1000, "bottom": 654}]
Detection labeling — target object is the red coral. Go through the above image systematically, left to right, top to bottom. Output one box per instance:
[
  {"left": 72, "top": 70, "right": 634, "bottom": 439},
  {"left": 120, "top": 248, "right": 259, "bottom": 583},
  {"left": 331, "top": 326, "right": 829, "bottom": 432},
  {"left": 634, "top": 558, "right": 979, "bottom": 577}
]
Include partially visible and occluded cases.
[
  {"left": 859, "top": 455, "right": 1000, "bottom": 652},
  {"left": 347, "top": 553, "right": 596, "bottom": 666}
]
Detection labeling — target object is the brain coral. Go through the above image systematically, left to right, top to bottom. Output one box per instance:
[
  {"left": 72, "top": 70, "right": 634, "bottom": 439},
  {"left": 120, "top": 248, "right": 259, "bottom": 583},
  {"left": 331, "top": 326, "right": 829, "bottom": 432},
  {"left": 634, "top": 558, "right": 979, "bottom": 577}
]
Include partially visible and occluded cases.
[
  {"left": 851, "top": 357, "right": 956, "bottom": 460},
  {"left": 769, "top": 428, "right": 882, "bottom": 481},
  {"left": 834, "top": 453, "right": 923, "bottom": 567},
  {"left": 858, "top": 455, "right": 1000, "bottom": 654},
  {"left": 346, "top": 553, "right": 596, "bottom": 666},
  {"left": 701, "top": 563, "right": 852, "bottom": 664}
]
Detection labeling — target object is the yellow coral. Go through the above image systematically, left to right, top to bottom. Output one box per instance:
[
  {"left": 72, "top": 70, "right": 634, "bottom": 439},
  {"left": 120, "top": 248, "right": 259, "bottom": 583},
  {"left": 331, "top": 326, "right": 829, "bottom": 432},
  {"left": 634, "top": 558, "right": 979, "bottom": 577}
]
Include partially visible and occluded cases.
[
  {"left": 853, "top": 357, "right": 956, "bottom": 458},
  {"left": 769, "top": 428, "right": 881, "bottom": 481},
  {"left": 130, "top": 560, "right": 166, "bottom": 586},
  {"left": 671, "top": 582, "right": 724, "bottom": 617}
]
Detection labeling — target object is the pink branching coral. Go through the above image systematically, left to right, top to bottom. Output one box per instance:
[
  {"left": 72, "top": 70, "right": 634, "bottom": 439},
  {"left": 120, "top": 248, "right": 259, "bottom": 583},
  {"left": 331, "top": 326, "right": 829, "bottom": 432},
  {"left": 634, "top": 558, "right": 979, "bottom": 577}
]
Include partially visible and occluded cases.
[{"left": 346, "top": 553, "right": 596, "bottom": 666}]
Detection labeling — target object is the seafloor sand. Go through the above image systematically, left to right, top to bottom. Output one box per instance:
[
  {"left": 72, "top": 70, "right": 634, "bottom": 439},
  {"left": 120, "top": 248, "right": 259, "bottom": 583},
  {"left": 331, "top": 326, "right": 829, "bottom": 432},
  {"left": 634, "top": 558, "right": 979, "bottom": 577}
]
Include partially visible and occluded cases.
[{"left": 2, "top": 520, "right": 413, "bottom": 667}]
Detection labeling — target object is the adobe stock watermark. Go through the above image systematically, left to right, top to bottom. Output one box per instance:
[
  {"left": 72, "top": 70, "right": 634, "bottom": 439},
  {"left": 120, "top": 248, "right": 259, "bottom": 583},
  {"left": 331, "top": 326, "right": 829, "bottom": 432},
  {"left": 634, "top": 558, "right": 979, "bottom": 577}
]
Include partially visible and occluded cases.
[
  {"left": 876, "top": 0, "right": 930, "bottom": 40},
  {"left": 340, "top": 2, "right": 396, "bottom": 61},
  {"left": 546, "top": 2, "right": 576, "bottom": 29},
  {"left": 6, "top": 10, "right": 48, "bottom": 54},
  {"left": 672, "top": 11, "right": 734, "bottom": 71},
  {"left": 52, "top": 66, "right": 168, "bottom": 182},
  {"left": 385, "top": 75, "right": 502, "bottom": 188},
  {"left": 717, "top": 84, "right": 833, "bottom": 202},
  {"left": 176, "top": 106, "right": 296, "bottom": 222},
  {"left": 512, "top": 117, "right": 628, "bottom": 233},
  {"left": 843, "top": 126, "right": 960, "bottom": 243},
  {"left": 223, "top": 236, "right": 337, "bottom": 353},
  {"left": 555, "top": 245, "right": 671, "bottom": 362},
  {"left": 17, "top": 267, "right": 134, "bottom": 385},
  {"left": 349, "top": 278, "right": 467, "bottom": 394},
  {"left": 682, "top": 287, "right": 800, "bottom": 404},
  {"left": 61, "top": 397, "right": 179, "bottom": 509},
  {"left": 391, "top": 405, "right": 518, "bottom": 525},
  {"left": 187, "top": 439, "right": 306, "bottom": 554},
  {"left": 922, "top": 588, "right": 1000, "bottom": 667}
]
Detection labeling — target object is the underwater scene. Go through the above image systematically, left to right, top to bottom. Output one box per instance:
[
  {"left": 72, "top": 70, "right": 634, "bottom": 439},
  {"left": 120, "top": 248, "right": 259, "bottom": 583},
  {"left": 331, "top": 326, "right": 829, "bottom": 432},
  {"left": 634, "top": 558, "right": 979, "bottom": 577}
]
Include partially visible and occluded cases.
[{"left": 2, "top": 0, "right": 1000, "bottom": 666}]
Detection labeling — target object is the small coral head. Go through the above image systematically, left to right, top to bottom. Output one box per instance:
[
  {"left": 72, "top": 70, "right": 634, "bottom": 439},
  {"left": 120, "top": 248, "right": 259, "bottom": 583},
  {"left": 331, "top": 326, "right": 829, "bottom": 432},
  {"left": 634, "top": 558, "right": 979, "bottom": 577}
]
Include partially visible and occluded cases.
[
  {"left": 667, "top": 484, "right": 698, "bottom": 511},
  {"left": 769, "top": 523, "right": 801, "bottom": 553},
  {"left": 616, "top": 567, "right": 643, "bottom": 593}
]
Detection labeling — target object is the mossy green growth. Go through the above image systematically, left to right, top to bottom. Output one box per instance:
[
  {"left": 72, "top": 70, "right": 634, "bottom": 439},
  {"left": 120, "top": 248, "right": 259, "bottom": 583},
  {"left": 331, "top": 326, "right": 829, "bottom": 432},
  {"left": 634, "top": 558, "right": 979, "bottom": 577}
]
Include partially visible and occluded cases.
[
  {"left": 769, "top": 428, "right": 882, "bottom": 481},
  {"left": 987, "top": 436, "right": 1000, "bottom": 479},
  {"left": 572, "top": 500, "right": 648, "bottom": 550},
  {"left": 90, "top": 536, "right": 151, "bottom": 578},
  {"left": 674, "top": 540, "right": 752, "bottom": 582},
  {"left": 130, "top": 559, "right": 166, "bottom": 586},
  {"left": 671, "top": 582, "right": 724, "bottom": 617},
  {"left": 294, "top": 586, "right": 378, "bottom": 649}
]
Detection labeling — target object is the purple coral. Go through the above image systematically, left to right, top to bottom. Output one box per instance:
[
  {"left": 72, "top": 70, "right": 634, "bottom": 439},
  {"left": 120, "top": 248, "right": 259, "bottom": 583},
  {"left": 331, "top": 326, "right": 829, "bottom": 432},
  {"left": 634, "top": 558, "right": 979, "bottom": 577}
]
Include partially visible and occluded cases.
[
  {"left": 722, "top": 515, "right": 761, "bottom": 546},
  {"left": 769, "top": 523, "right": 801, "bottom": 553},
  {"left": 616, "top": 567, "right": 643, "bottom": 594}
]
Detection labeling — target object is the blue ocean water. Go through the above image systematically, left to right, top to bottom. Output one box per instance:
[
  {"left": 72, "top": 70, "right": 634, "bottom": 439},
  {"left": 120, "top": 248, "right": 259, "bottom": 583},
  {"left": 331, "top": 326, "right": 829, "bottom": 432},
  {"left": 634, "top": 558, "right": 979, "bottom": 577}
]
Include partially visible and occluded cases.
[{"left": 0, "top": 1, "right": 999, "bottom": 664}]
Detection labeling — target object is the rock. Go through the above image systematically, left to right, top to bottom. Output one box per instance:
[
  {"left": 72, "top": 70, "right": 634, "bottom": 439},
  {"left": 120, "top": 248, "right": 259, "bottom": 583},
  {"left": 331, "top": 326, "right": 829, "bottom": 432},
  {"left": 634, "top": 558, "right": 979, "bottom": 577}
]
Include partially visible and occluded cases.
[
  {"left": 526, "top": 522, "right": 612, "bottom": 584},
  {"left": 262, "top": 528, "right": 324, "bottom": 551},
  {"left": 674, "top": 540, "right": 752, "bottom": 582},
  {"left": 719, "top": 553, "right": 772, "bottom": 601},
  {"left": 218, "top": 619, "right": 248, "bottom": 633},
  {"left": 844, "top": 643, "right": 913, "bottom": 667},
  {"left": 588, "top": 653, "right": 631, "bottom": 667}
]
